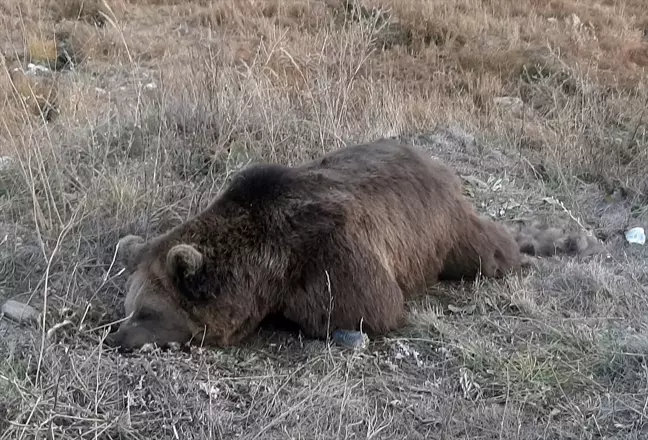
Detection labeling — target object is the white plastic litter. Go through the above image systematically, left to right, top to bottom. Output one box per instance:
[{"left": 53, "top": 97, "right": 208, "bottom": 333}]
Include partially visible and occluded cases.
[{"left": 625, "top": 227, "right": 645, "bottom": 245}]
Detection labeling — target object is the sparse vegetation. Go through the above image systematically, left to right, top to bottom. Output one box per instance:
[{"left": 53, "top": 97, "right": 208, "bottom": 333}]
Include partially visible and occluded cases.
[{"left": 1, "top": 0, "right": 647, "bottom": 438}]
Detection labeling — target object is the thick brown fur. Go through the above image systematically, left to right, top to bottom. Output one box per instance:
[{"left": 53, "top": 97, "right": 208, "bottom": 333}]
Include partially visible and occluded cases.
[{"left": 106, "top": 139, "right": 602, "bottom": 351}]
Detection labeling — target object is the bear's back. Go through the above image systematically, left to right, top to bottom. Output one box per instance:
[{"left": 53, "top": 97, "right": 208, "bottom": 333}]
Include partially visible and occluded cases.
[
  {"left": 215, "top": 138, "right": 465, "bottom": 242},
  {"left": 220, "top": 139, "right": 459, "bottom": 209},
  {"left": 194, "top": 140, "right": 471, "bottom": 306},
  {"left": 297, "top": 140, "right": 468, "bottom": 292}
]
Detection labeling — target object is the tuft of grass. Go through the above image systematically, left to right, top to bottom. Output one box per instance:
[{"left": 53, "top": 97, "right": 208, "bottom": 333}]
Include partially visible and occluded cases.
[
  {"left": 49, "top": 0, "right": 115, "bottom": 27},
  {"left": 26, "top": 31, "right": 80, "bottom": 70},
  {"left": 7, "top": 67, "right": 59, "bottom": 121}
]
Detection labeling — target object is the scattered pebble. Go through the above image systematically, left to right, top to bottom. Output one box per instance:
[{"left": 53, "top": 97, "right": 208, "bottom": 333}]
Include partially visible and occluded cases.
[
  {"left": 568, "top": 13, "right": 582, "bottom": 29},
  {"left": 26, "top": 63, "right": 51, "bottom": 74},
  {"left": 493, "top": 96, "right": 523, "bottom": 108},
  {"left": 493, "top": 97, "right": 524, "bottom": 116},
  {"left": 0, "top": 156, "right": 14, "bottom": 171},
  {"left": 1, "top": 300, "right": 40, "bottom": 325},
  {"left": 447, "top": 303, "right": 477, "bottom": 314},
  {"left": 46, "top": 319, "right": 74, "bottom": 339},
  {"left": 393, "top": 340, "right": 423, "bottom": 366},
  {"left": 167, "top": 341, "right": 181, "bottom": 351},
  {"left": 140, "top": 342, "right": 157, "bottom": 353},
  {"left": 198, "top": 381, "right": 220, "bottom": 399}
]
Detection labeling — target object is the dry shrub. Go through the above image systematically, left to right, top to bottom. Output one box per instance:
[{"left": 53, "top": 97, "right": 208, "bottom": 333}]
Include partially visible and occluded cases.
[
  {"left": 0, "top": 0, "right": 44, "bottom": 22},
  {"left": 48, "top": 0, "right": 120, "bottom": 26},
  {"left": 125, "top": 0, "right": 204, "bottom": 5},
  {"left": 182, "top": 0, "right": 332, "bottom": 36},
  {"left": 357, "top": 0, "right": 648, "bottom": 92},
  {"left": 362, "top": 0, "right": 468, "bottom": 52},
  {"left": 531, "top": 0, "right": 644, "bottom": 32},
  {"left": 52, "top": 20, "right": 162, "bottom": 64},
  {"left": 25, "top": 31, "right": 82, "bottom": 70},
  {"left": 227, "top": 34, "right": 321, "bottom": 90},
  {"left": 26, "top": 37, "right": 59, "bottom": 66},
  {"left": 624, "top": 42, "right": 648, "bottom": 67},
  {"left": 4, "top": 67, "right": 59, "bottom": 122},
  {"left": 0, "top": 70, "right": 32, "bottom": 140}
]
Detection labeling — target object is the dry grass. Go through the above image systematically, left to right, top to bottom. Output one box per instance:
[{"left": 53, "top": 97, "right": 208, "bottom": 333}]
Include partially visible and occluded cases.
[{"left": 1, "top": 0, "right": 648, "bottom": 438}]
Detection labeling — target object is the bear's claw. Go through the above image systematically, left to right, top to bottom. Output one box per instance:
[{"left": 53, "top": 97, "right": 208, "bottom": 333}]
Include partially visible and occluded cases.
[{"left": 331, "top": 329, "right": 369, "bottom": 350}]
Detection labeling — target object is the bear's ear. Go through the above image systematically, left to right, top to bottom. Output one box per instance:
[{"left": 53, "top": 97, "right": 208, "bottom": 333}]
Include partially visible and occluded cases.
[
  {"left": 117, "top": 235, "right": 146, "bottom": 269},
  {"left": 165, "top": 244, "right": 204, "bottom": 288}
]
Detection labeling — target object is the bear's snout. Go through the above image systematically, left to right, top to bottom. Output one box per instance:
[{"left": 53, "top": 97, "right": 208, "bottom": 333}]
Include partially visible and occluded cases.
[
  {"left": 103, "top": 317, "right": 193, "bottom": 352},
  {"left": 103, "top": 322, "right": 148, "bottom": 353},
  {"left": 104, "top": 327, "right": 131, "bottom": 352},
  {"left": 104, "top": 332, "right": 117, "bottom": 346}
]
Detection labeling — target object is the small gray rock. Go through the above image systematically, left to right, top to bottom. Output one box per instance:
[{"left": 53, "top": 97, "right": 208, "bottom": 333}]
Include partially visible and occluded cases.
[
  {"left": 493, "top": 97, "right": 524, "bottom": 115},
  {"left": 0, "top": 156, "right": 13, "bottom": 171},
  {"left": 1, "top": 300, "right": 40, "bottom": 325},
  {"left": 331, "top": 329, "right": 370, "bottom": 350}
]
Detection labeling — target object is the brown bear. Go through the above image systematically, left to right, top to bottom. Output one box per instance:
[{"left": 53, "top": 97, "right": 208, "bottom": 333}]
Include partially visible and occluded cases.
[{"left": 105, "top": 138, "right": 596, "bottom": 352}]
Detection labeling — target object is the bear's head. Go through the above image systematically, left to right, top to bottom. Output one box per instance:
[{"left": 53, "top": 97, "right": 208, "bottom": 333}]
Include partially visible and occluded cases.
[{"left": 105, "top": 234, "right": 209, "bottom": 352}]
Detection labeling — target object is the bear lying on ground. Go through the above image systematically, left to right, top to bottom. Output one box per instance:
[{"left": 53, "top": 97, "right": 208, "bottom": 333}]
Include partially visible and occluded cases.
[{"left": 105, "top": 139, "right": 600, "bottom": 352}]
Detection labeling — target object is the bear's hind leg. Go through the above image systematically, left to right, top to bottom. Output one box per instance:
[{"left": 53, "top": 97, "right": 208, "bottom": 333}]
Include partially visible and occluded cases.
[{"left": 440, "top": 214, "right": 521, "bottom": 281}]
